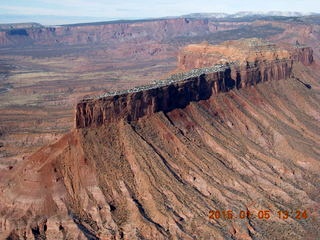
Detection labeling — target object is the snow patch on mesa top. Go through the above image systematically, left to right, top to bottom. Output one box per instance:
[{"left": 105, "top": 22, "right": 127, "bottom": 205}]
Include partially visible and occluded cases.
[{"left": 182, "top": 11, "right": 318, "bottom": 19}]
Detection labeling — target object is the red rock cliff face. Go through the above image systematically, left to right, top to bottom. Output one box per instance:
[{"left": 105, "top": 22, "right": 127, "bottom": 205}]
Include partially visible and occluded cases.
[
  {"left": 75, "top": 39, "right": 314, "bottom": 129},
  {"left": 293, "top": 46, "right": 313, "bottom": 65},
  {"left": 75, "top": 62, "right": 293, "bottom": 128},
  {"left": 76, "top": 72, "right": 217, "bottom": 128}
]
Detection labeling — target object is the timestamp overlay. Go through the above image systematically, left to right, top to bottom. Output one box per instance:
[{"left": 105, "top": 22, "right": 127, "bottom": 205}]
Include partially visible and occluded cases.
[
  {"left": 206, "top": 199, "right": 320, "bottom": 239},
  {"left": 208, "top": 199, "right": 320, "bottom": 222},
  {"left": 208, "top": 209, "right": 310, "bottom": 220}
]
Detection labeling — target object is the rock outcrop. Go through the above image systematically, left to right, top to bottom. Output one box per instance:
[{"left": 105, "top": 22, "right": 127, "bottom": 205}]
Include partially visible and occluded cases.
[
  {"left": 178, "top": 38, "right": 313, "bottom": 70},
  {"left": 75, "top": 39, "right": 313, "bottom": 128},
  {"left": 293, "top": 46, "right": 313, "bottom": 65}
]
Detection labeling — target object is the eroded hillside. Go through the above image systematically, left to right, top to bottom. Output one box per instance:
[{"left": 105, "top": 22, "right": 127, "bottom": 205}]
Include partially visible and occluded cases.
[{"left": 0, "top": 39, "right": 319, "bottom": 239}]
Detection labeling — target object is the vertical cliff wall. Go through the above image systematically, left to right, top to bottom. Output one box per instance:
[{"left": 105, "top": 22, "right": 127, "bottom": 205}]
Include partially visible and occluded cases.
[
  {"left": 75, "top": 39, "right": 313, "bottom": 129},
  {"left": 293, "top": 46, "right": 313, "bottom": 65},
  {"left": 75, "top": 60, "right": 294, "bottom": 128},
  {"left": 76, "top": 71, "right": 218, "bottom": 128}
]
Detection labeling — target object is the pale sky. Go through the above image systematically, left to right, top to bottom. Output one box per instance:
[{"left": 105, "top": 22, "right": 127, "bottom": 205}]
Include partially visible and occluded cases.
[{"left": 0, "top": 0, "right": 319, "bottom": 25}]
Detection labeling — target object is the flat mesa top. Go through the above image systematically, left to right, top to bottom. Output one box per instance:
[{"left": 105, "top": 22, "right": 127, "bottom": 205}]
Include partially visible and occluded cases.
[{"left": 82, "top": 63, "right": 233, "bottom": 101}]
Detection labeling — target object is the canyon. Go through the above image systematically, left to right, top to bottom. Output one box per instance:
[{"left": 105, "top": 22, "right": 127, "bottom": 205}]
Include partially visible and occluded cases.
[
  {"left": 0, "top": 14, "right": 319, "bottom": 240},
  {"left": 1, "top": 15, "right": 320, "bottom": 166},
  {"left": 0, "top": 18, "right": 265, "bottom": 47}
]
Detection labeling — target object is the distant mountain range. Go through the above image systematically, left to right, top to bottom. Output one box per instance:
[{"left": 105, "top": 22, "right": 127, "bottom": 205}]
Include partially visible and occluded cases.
[
  {"left": 0, "top": 11, "right": 319, "bottom": 27},
  {"left": 182, "top": 11, "right": 319, "bottom": 19}
]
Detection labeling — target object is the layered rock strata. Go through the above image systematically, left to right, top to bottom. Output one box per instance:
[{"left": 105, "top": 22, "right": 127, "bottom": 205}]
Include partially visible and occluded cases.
[
  {"left": 0, "top": 18, "right": 238, "bottom": 47},
  {"left": 0, "top": 38, "right": 319, "bottom": 240},
  {"left": 76, "top": 39, "right": 313, "bottom": 128},
  {"left": 178, "top": 39, "right": 313, "bottom": 70}
]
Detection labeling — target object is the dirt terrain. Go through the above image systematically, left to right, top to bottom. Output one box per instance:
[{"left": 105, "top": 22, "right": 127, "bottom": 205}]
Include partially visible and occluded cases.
[
  {"left": 0, "top": 15, "right": 319, "bottom": 239},
  {"left": 0, "top": 16, "right": 319, "bottom": 166},
  {"left": 0, "top": 37, "right": 319, "bottom": 239},
  {"left": 0, "top": 43, "right": 176, "bottom": 167}
]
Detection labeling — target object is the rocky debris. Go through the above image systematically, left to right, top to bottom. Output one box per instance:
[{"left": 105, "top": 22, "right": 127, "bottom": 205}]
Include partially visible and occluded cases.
[{"left": 84, "top": 63, "right": 232, "bottom": 100}]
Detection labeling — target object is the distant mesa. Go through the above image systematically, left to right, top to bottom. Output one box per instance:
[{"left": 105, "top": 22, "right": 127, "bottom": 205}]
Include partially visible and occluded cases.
[{"left": 177, "top": 38, "right": 313, "bottom": 71}]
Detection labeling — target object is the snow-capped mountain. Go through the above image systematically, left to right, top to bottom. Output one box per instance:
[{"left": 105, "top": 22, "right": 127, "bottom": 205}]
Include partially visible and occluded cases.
[{"left": 182, "top": 11, "right": 318, "bottom": 19}]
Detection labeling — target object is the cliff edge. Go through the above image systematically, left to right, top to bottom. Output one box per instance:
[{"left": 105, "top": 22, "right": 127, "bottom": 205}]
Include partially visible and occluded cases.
[{"left": 75, "top": 38, "right": 313, "bottom": 128}]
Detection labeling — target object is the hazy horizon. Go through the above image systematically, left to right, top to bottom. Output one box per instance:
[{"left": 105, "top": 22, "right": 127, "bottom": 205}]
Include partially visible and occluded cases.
[{"left": 1, "top": 0, "right": 320, "bottom": 25}]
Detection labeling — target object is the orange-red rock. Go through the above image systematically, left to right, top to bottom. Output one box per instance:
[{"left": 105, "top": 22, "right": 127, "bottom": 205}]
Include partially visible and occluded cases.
[{"left": 0, "top": 39, "right": 319, "bottom": 240}]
